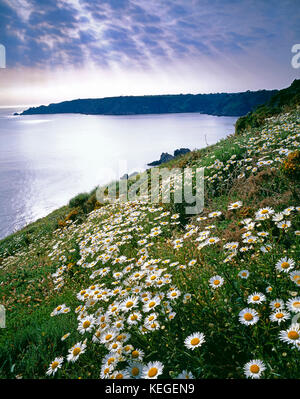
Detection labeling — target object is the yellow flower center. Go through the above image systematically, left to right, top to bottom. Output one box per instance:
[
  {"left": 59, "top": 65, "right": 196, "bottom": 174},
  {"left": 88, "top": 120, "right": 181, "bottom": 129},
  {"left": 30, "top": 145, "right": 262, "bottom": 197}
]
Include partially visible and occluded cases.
[
  {"left": 261, "top": 210, "right": 268, "bottom": 214},
  {"left": 281, "top": 262, "right": 290, "bottom": 269},
  {"left": 213, "top": 280, "right": 220, "bottom": 285},
  {"left": 252, "top": 296, "right": 260, "bottom": 301},
  {"left": 126, "top": 301, "right": 134, "bottom": 308},
  {"left": 149, "top": 301, "right": 156, "bottom": 308},
  {"left": 293, "top": 301, "right": 300, "bottom": 308},
  {"left": 274, "top": 303, "right": 280, "bottom": 308},
  {"left": 56, "top": 306, "right": 62, "bottom": 311},
  {"left": 244, "top": 313, "right": 253, "bottom": 321},
  {"left": 275, "top": 313, "right": 284, "bottom": 319},
  {"left": 131, "top": 315, "right": 138, "bottom": 320},
  {"left": 148, "top": 316, "right": 155, "bottom": 321},
  {"left": 83, "top": 320, "right": 91, "bottom": 329},
  {"left": 288, "top": 331, "right": 299, "bottom": 340},
  {"left": 105, "top": 334, "right": 112, "bottom": 341},
  {"left": 190, "top": 337, "right": 200, "bottom": 346},
  {"left": 72, "top": 347, "right": 81, "bottom": 356},
  {"left": 132, "top": 350, "right": 139, "bottom": 358},
  {"left": 51, "top": 361, "right": 59, "bottom": 369},
  {"left": 250, "top": 365, "right": 260, "bottom": 373},
  {"left": 132, "top": 367, "right": 139, "bottom": 377},
  {"left": 148, "top": 367, "right": 158, "bottom": 378},
  {"left": 115, "top": 373, "right": 123, "bottom": 379}
]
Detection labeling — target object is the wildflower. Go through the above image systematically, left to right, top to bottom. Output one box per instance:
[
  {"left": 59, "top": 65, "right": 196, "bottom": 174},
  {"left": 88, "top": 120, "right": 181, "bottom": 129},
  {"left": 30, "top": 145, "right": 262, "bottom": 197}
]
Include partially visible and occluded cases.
[
  {"left": 228, "top": 201, "right": 243, "bottom": 210},
  {"left": 255, "top": 207, "right": 274, "bottom": 220},
  {"left": 208, "top": 211, "right": 222, "bottom": 218},
  {"left": 277, "top": 220, "right": 291, "bottom": 230},
  {"left": 275, "top": 257, "right": 295, "bottom": 273},
  {"left": 238, "top": 270, "right": 249, "bottom": 279},
  {"left": 209, "top": 275, "right": 224, "bottom": 289},
  {"left": 247, "top": 292, "right": 266, "bottom": 305},
  {"left": 286, "top": 297, "right": 300, "bottom": 313},
  {"left": 270, "top": 299, "right": 285, "bottom": 310},
  {"left": 239, "top": 308, "right": 259, "bottom": 325},
  {"left": 270, "top": 310, "right": 290, "bottom": 324},
  {"left": 77, "top": 315, "right": 95, "bottom": 334},
  {"left": 279, "top": 324, "right": 300, "bottom": 345},
  {"left": 184, "top": 332, "right": 205, "bottom": 350},
  {"left": 61, "top": 333, "right": 70, "bottom": 341},
  {"left": 67, "top": 341, "right": 87, "bottom": 362},
  {"left": 131, "top": 348, "right": 145, "bottom": 361},
  {"left": 46, "top": 357, "right": 63, "bottom": 376},
  {"left": 243, "top": 359, "right": 266, "bottom": 379},
  {"left": 142, "top": 361, "right": 164, "bottom": 379},
  {"left": 126, "top": 362, "right": 143, "bottom": 378},
  {"left": 175, "top": 370, "right": 195, "bottom": 379}
]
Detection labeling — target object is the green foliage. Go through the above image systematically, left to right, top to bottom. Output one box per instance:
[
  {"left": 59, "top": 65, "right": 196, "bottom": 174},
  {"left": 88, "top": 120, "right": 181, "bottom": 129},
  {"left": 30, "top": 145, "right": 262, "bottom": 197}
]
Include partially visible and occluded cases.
[{"left": 235, "top": 79, "right": 300, "bottom": 135}]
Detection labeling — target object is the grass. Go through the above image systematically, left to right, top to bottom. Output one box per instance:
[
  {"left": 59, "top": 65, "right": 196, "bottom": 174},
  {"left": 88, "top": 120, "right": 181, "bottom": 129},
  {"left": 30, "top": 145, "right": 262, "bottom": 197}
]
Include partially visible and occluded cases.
[{"left": 0, "top": 107, "right": 299, "bottom": 379}]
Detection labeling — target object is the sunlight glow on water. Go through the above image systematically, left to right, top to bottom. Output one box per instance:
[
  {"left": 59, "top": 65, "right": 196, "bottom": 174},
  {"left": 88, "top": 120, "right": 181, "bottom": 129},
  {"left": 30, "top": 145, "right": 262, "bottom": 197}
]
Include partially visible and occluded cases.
[{"left": 0, "top": 108, "right": 237, "bottom": 238}]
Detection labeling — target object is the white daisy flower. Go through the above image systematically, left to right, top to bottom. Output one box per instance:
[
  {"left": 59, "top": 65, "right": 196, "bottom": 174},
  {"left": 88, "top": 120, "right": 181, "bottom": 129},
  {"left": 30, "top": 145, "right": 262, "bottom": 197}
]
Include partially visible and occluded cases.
[
  {"left": 239, "top": 308, "right": 259, "bottom": 326},
  {"left": 184, "top": 332, "right": 205, "bottom": 350},
  {"left": 46, "top": 357, "right": 63, "bottom": 376},
  {"left": 243, "top": 359, "right": 266, "bottom": 379},
  {"left": 142, "top": 361, "right": 164, "bottom": 379}
]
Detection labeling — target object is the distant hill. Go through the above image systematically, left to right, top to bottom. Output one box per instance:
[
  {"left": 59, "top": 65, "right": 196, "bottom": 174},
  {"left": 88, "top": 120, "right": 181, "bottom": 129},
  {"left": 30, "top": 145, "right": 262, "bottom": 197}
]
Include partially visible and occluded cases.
[
  {"left": 235, "top": 79, "right": 300, "bottom": 134},
  {"left": 19, "top": 89, "right": 278, "bottom": 117}
]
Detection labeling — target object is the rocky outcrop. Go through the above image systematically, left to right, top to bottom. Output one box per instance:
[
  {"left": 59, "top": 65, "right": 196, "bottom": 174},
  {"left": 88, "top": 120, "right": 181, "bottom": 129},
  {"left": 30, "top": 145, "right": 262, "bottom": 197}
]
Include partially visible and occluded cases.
[{"left": 147, "top": 148, "right": 191, "bottom": 166}]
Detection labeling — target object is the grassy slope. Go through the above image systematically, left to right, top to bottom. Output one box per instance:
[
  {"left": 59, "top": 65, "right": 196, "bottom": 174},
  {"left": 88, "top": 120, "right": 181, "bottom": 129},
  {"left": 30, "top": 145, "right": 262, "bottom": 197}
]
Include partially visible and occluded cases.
[{"left": 0, "top": 108, "right": 299, "bottom": 379}]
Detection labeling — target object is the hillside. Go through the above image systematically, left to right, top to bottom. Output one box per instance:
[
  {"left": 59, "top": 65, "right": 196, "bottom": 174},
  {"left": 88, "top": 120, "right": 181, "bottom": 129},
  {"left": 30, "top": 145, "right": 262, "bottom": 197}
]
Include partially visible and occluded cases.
[
  {"left": 236, "top": 79, "right": 300, "bottom": 134},
  {"left": 19, "top": 89, "right": 278, "bottom": 117},
  {"left": 0, "top": 106, "right": 299, "bottom": 379}
]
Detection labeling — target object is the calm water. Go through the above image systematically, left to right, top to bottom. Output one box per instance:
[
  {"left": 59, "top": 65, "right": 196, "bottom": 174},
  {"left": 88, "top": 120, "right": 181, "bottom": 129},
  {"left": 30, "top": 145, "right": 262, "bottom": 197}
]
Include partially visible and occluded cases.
[{"left": 0, "top": 108, "right": 237, "bottom": 239}]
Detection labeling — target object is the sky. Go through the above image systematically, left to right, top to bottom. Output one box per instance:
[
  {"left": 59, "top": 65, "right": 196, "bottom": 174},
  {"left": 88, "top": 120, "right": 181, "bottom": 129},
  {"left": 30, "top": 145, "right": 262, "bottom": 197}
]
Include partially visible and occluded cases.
[{"left": 0, "top": 0, "right": 299, "bottom": 106}]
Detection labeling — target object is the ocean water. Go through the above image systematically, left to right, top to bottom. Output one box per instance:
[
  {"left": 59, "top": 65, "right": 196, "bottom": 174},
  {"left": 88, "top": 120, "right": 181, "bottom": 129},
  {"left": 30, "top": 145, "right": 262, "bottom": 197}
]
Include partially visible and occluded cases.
[{"left": 0, "top": 108, "right": 237, "bottom": 239}]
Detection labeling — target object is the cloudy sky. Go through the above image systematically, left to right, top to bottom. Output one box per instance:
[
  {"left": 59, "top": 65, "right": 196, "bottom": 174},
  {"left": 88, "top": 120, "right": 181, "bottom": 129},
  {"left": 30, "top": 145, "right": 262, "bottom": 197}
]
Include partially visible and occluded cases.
[{"left": 0, "top": 0, "right": 299, "bottom": 106}]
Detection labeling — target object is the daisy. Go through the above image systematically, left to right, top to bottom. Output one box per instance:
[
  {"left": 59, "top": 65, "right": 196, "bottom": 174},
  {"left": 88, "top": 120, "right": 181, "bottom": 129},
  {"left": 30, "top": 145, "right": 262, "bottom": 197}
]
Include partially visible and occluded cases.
[
  {"left": 228, "top": 201, "right": 243, "bottom": 210},
  {"left": 255, "top": 207, "right": 274, "bottom": 220},
  {"left": 208, "top": 211, "right": 222, "bottom": 218},
  {"left": 277, "top": 220, "right": 291, "bottom": 230},
  {"left": 275, "top": 257, "right": 295, "bottom": 273},
  {"left": 238, "top": 270, "right": 249, "bottom": 279},
  {"left": 209, "top": 275, "right": 224, "bottom": 289},
  {"left": 265, "top": 286, "right": 273, "bottom": 293},
  {"left": 167, "top": 289, "right": 181, "bottom": 300},
  {"left": 247, "top": 292, "right": 266, "bottom": 305},
  {"left": 121, "top": 296, "right": 139, "bottom": 313},
  {"left": 143, "top": 296, "right": 161, "bottom": 312},
  {"left": 286, "top": 297, "right": 300, "bottom": 313},
  {"left": 270, "top": 299, "right": 285, "bottom": 310},
  {"left": 239, "top": 308, "right": 259, "bottom": 326},
  {"left": 269, "top": 310, "right": 290, "bottom": 324},
  {"left": 127, "top": 311, "right": 142, "bottom": 325},
  {"left": 77, "top": 315, "right": 95, "bottom": 334},
  {"left": 279, "top": 324, "right": 300, "bottom": 345},
  {"left": 100, "top": 329, "right": 118, "bottom": 345},
  {"left": 184, "top": 332, "right": 205, "bottom": 350},
  {"left": 61, "top": 333, "right": 70, "bottom": 341},
  {"left": 67, "top": 341, "right": 87, "bottom": 362},
  {"left": 131, "top": 348, "right": 145, "bottom": 361},
  {"left": 46, "top": 357, "right": 63, "bottom": 376},
  {"left": 243, "top": 359, "right": 266, "bottom": 379},
  {"left": 142, "top": 361, "right": 164, "bottom": 379},
  {"left": 126, "top": 362, "right": 143, "bottom": 379},
  {"left": 100, "top": 364, "right": 114, "bottom": 379},
  {"left": 112, "top": 370, "right": 131, "bottom": 379},
  {"left": 175, "top": 370, "right": 195, "bottom": 379}
]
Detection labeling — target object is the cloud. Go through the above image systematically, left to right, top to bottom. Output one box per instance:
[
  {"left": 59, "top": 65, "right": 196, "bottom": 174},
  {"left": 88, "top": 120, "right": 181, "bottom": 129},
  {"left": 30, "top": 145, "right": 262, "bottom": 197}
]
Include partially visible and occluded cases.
[{"left": 0, "top": 0, "right": 299, "bottom": 105}]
